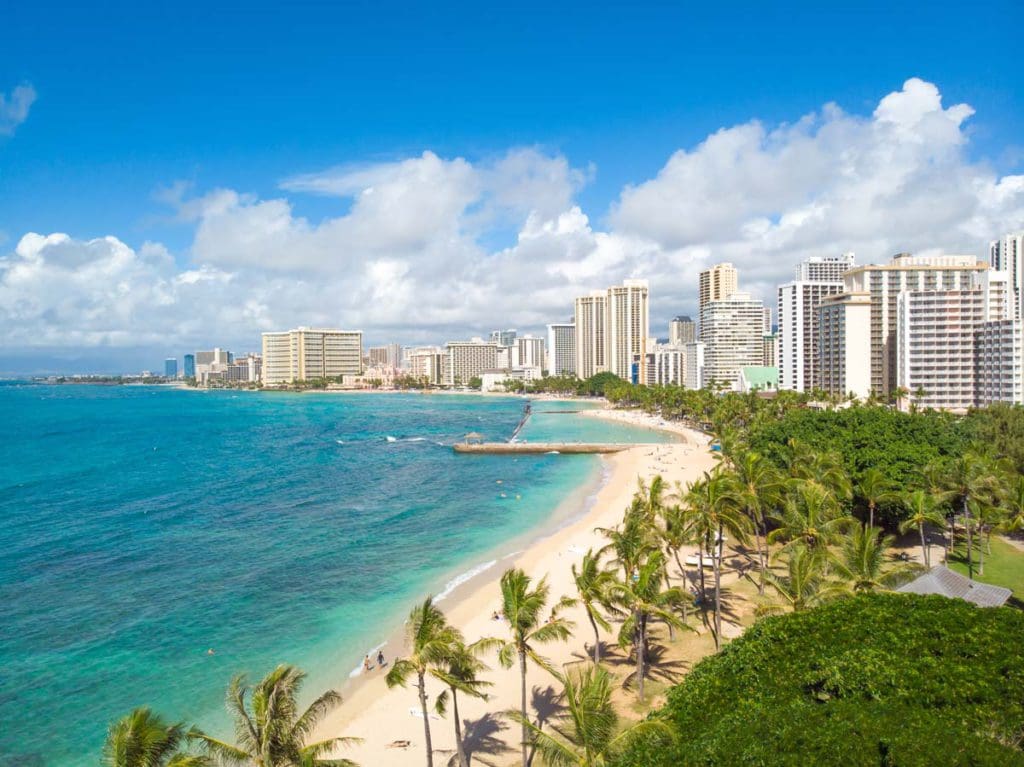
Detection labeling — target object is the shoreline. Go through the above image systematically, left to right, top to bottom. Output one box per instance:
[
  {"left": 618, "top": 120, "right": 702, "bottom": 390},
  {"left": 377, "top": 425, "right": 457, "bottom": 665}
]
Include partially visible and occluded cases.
[{"left": 312, "top": 412, "right": 715, "bottom": 766}]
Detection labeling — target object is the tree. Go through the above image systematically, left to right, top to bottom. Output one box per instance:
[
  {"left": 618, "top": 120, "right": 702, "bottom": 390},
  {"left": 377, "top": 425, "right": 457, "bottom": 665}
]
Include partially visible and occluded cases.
[
  {"left": 730, "top": 451, "right": 784, "bottom": 595},
  {"left": 945, "top": 453, "right": 999, "bottom": 580},
  {"left": 855, "top": 468, "right": 895, "bottom": 529},
  {"left": 682, "top": 470, "right": 749, "bottom": 649},
  {"left": 997, "top": 473, "right": 1024, "bottom": 537},
  {"left": 767, "top": 480, "right": 854, "bottom": 553},
  {"left": 899, "top": 490, "right": 947, "bottom": 569},
  {"left": 832, "top": 525, "right": 919, "bottom": 593},
  {"left": 758, "top": 544, "right": 844, "bottom": 614},
  {"left": 571, "top": 550, "right": 616, "bottom": 664},
  {"left": 608, "top": 551, "right": 689, "bottom": 703},
  {"left": 496, "top": 568, "right": 575, "bottom": 767},
  {"left": 386, "top": 597, "right": 461, "bottom": 767},
  {"left": 433, "top": 639, "right": 495, "bottom": 767},
  {"left": 189, "top": 665, "right": 358, "bottom": 767},
  {"left": 509, "top": 665, "right": 674, "bottom": 766},
  {"left": 103, "top": 708, "right": 208, "bottom": 767}
]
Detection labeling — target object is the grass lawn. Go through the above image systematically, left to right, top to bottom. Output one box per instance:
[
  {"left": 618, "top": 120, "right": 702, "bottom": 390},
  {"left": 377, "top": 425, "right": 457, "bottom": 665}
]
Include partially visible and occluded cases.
[{"left": 948, "top": 536, "right": 1024, "bottom": 602}]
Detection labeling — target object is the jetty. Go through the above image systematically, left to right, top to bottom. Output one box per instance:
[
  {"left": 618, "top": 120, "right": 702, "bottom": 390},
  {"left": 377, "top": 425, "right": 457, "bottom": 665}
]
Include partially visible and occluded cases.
[{"left": 453, "top": 442, "right": 636, "bottom": 454}]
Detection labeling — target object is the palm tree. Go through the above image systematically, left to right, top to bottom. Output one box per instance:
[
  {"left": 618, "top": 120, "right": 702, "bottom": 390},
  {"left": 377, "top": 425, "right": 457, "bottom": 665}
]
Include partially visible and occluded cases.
[
  {"left": 731, "top": 451, "right": 784, "bottom": 595},
  {"left": 945, "top": 453, "right": 999, "bottom": 580},
  {"left": 856, "top": 468, "right": 895, "bottom": 529},
  {"left": 682, "top": 470, "right": 748, "bottom": 650},
  {"left": 997, "top": 474, "right": 1024, "bottom": 537},
  {"left": 768, "top": 480, "right": 854, "bottom": 553},
  {"left": 900, "top": 490, "right": 947, "bottom": 569},
  {"left": 597, "top": 506, "right": 658, "bottom": 585},
  {"left": 832, "top": 525, "right": 919, "bottom": 592},
  {"left": 758, "top": 544, "right": 844, "bottom": 614},
  {"left": 571, "top": 550, "right": 615, "bottom": 664},
  {"left": 608, "top": 551, "right": 688, "bottom": 703},
  {"left": 496, "top": 568, "right": 575, "bottom": 767},
  {"left": 386, "top": 597, "right": 461, "bottom": 767},
  {"left": 433, "top": 639, "right": 494, "bottom": 767},
  {"left": 190, "top": 665, "right": 358, "bottom": 767},
  {"left": 509, "top": 665, "right": 674, "bottom": 766},
  {"left": 103, "top": 708, "right": 207, "bottom": 767}
]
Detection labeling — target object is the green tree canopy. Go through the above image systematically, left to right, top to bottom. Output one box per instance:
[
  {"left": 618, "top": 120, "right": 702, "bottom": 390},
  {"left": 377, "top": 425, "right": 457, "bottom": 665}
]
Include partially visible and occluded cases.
[{"left": 612, "top": 594, "right": 1024, "bottom": 767}]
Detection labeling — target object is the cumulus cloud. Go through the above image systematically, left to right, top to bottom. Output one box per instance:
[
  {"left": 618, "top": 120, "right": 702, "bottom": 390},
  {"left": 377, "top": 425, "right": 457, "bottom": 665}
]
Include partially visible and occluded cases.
[
  {"left": 3, "top": 78, "right": 1024, "bottom": 365},
  {"left": 0, "top": 83, "right": 37, "bottom": 136}
]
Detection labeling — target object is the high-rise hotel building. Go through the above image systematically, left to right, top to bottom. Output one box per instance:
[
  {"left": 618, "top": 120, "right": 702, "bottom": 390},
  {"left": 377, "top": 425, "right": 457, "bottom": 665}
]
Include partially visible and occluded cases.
[
  {"left": 990, "top": 232, "right": 1024, "bottom": 320},
  {"left": 777, "top": 253, "right": 856, "bottom": 392},
  {"left": 839, "top": 254, "right": 989, "bottom": 397},
  {"left": 698, "top": 263, "right": 739, "bottom": 323},
  {"left": 896, "top": 270, "right": 1020, "bottom": 411},
  {"left": 574, "top": 280, "right": 649, "bottom": 381},
  {"left": 606, "top": 280, "right": 650, "bottom": 381},
  {"left": 574, "top": 291, "right": 607, "bottom": 379},
  {"left": 699, "top": 292, "right": 766, "bottom": 389},
  {"left": 546, "top": 322, "right": 576, "bottom": 376},
  {"left": 261, "top": 328, "right": 363, "bottom": 385},
  {"left": 443, "top": 340, "right": 500, "bottom": 387}
]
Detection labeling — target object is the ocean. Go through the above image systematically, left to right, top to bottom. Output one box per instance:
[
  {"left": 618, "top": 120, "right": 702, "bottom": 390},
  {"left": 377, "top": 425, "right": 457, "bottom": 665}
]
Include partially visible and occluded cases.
[{"left": 0, "top": 384, "right": 672, "bottom": 767}]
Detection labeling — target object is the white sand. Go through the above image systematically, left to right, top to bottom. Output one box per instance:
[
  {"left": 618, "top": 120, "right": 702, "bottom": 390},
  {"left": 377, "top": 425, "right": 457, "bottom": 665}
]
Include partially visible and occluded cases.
[{"left": 312, "top": 413, "right": 716, "bottom": 766}]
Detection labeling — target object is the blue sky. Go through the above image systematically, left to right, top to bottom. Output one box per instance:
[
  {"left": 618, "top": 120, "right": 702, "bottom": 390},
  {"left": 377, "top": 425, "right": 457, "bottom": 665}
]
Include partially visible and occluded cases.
[{"left": 2, "top": 1, "right": 1023, "bottom": 372}]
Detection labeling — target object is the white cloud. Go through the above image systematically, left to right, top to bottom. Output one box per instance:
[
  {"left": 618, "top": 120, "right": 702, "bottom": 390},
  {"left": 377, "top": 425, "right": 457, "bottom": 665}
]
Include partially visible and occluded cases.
[
  {"left": 3, "top": 78, "right": 1024, "bottom": 363},
  {"left": 0, "top": 83, "right": 37, "bottom": 136}
]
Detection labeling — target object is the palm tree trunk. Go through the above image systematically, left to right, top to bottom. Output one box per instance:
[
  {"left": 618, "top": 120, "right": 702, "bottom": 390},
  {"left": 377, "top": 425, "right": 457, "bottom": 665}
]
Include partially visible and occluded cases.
[
  {"left": 963, "top": 498, "right": 974, "bottom": 581},
  {"left": 869, "top": 501, "right": 875, "bottom": 529},
  {"left": 752, "top": 518, "right": 766, "bottom": 596},
  {"left": 919, "top": 523, "right": 929, "bottom": 569},
  {"left": 713, "top": 524, "right": 724, "bottom": 650},
  {"left": 978, "top": 527, "right": 986, "bottom": 576},
  {"left": 672, "top": 550, "right": 690, "bottom": 623},
  {"left": 663, "top": 572, "right": 675, "bottom": 641},
  {"left": 587, "top": 609, "right": 601, "bottom": 664},
  {"left": 635, "top": 612, "right": 645, "bottom": 703},
  {"left": 519, "top": 649, "right": 528, "bottom": 767},
  {"left": 418, "top": 672, "right": 434, "bottom": 767},
  {"left": 452, "top": 687, "right": 466, "bottom": 767}
]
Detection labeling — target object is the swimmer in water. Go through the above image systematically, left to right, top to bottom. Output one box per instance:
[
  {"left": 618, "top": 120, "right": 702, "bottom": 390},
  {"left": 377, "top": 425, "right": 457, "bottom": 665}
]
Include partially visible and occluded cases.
[{"left": 206, "top": 648, "right": 215, "bottom": 656}]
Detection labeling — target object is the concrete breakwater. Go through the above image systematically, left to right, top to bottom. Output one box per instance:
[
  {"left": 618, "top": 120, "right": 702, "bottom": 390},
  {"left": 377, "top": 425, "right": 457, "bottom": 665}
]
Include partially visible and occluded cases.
[{"left": 453, "top": 442, "right": 639, "bottom": 454}]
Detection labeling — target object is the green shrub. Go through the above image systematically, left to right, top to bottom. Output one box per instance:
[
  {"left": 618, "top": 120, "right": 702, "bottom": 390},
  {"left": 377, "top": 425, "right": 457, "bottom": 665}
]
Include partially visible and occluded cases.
[{"left": 613, "top": 594, "right": 1024, "bottom": 767}]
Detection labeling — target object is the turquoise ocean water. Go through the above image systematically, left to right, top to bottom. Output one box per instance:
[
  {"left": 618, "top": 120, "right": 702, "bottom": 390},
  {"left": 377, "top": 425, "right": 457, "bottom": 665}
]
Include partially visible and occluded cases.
[{"left": 0, "top": 384, "right": 672, "bottom": 767}]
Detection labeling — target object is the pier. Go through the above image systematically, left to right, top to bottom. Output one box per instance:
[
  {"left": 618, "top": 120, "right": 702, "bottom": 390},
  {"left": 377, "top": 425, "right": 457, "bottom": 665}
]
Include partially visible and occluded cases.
[{"left": 453, "top": 442, "right": 638, "bottom": 454}]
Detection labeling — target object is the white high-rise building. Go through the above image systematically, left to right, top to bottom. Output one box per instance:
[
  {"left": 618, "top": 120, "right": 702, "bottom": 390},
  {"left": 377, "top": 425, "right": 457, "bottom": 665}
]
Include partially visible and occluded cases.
[
  {"left": 990, "top": 232, "right": 1024, "bottom": 320},
  {"left": 841, "top": 253, "right": 989, "bottom": 397},
  {"left": 777, "top": 254, "right": 856, "bottom": 392},
  {"left": 698, "top": 263, "right": 739, "bottom": 321},
  {"left": 896, "top": 270, "right": 1020, "bottom": 412},
  {"left": 606, "top": 280, "right": 650, "bottom": 381},
  {"left": 574, "top": 291, "right": 608, "bottom": 379},
  {"left": 700, "top": 292, "right": 766, "bottom": 390},
  {"left": 818, "top": 292, "right": 873, "bottom": 401},
  {"left": 668, "top": 316, "right": 697, "bottom": 346},
  {"left": 546, "top": 322, "right": 576, "bottom": 376},
  {"left": 261, "top": 328, "right": 363, "bottom": 385},
  {"left": 515, "top": 335, "right": 546, "bottom": 369},
  {"left": 444, "top": 340, "right": 500, "bottom": 387},
  {"left": 684, "top": 341, "right": 706, "bottom": 390},
  {"left": 644, "top": 344, "right": 686, "bottom": 386},
  {"left": 407, "top": 346, "right": 445, "bottom": 385}
]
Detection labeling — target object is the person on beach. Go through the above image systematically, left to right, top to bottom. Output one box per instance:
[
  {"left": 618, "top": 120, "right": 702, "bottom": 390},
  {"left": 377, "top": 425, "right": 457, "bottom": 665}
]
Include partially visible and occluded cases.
[
  {"left": 377, "top": 650, "right": 386, "bottom": 667},
  {"left": 363, "top": 655, "right": 372, "bottom": 672}
]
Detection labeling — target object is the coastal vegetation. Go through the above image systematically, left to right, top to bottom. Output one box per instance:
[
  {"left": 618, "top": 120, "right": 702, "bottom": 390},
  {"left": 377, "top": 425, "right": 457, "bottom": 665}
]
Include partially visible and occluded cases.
[
  {"left": 95, "top": 387, "right": 1024, "bottom": 766},
  {"left": 610, "top": 594, "right": 1024, "bottom": 766}
]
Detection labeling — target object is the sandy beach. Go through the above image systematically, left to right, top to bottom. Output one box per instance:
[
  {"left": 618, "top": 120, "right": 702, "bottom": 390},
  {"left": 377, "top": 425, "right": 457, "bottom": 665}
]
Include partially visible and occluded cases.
[{"left": 312, "top": 408, "right": 717, "bottom": 766}]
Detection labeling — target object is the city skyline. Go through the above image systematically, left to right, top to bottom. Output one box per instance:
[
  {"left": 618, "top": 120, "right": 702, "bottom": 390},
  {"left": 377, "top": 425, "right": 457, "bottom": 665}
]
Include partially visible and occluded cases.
[{"left": 2, "top": 4, "right": 1024, "bottom": 374}]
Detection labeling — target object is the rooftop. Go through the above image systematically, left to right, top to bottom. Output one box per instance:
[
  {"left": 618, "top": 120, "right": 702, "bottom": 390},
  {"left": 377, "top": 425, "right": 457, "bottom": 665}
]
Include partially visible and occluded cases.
[{"left": 897, "top": 566, "right": 1012, "bottom": 608}]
